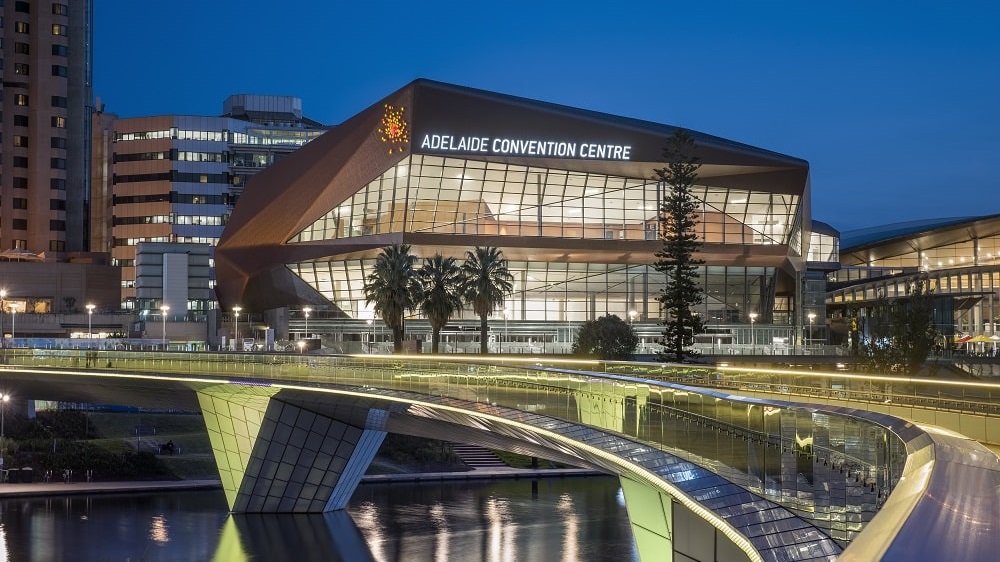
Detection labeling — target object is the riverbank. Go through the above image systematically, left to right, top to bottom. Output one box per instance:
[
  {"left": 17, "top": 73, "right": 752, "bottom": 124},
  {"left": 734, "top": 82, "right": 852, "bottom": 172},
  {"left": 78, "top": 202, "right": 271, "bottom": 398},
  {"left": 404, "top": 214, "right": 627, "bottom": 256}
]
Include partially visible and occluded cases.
[{"left": 0, "top": 467, "right": 606, "bottom": 499}]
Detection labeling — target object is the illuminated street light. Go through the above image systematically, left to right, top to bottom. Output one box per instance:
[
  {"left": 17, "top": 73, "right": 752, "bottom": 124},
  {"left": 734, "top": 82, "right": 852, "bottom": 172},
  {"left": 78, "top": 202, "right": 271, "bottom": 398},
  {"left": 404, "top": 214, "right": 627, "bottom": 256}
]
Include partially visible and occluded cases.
[
  {"left": 0, "top": 290, "right": 5, "bottom": 350},
  {"left": 9, "top": 303, "right": 17, "bottom": 343},
  {"left": 86, "top": 303, "right": 96, "bottom": 340},
  {"left": 159, "top": 305, "right": 169, "bottom": 350},
  {"left": 232, "top": 306, "right": 242, "bottom": 351},
  {"left": 302, "top": 307, "right": 312, "bottom": 339},
  {"left": 503, "top": 307, "right": 511, "bottom": 353},
  {"left": 628, "top": 310, "right": 638, "bottom": 324},
  {"left": 749, "top": 312, "right": 758, "bottom": 355},
  {"left": 808, "top": 312, "right": 817, "bottom": 347},
  {"left": 297, "top": 340, "right": 305, "bottom": 354},
  {"left": 0, "top": 392, "right": 9, "bottom": 438}
]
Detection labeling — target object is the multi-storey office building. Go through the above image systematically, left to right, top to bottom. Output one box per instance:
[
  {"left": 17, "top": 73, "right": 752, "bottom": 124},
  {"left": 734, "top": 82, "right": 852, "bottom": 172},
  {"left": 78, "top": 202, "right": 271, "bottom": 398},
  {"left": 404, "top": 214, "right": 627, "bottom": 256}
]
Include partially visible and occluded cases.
[
  {"left": 0, "top": 0, "right": 92, "bottom": 254},
  {"left": 217, "top": 80, "right": 822, "bottom": 351},
  {"left": 91, "top": 95, "right": 325, "bottom": 316}
]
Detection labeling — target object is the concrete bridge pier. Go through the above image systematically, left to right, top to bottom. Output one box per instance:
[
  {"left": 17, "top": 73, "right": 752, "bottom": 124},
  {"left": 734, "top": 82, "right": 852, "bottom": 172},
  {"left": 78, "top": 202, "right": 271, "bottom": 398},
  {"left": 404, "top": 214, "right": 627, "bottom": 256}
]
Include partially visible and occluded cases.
[{"left": 197, "top": 388, "right": 387, "bottom": 513}]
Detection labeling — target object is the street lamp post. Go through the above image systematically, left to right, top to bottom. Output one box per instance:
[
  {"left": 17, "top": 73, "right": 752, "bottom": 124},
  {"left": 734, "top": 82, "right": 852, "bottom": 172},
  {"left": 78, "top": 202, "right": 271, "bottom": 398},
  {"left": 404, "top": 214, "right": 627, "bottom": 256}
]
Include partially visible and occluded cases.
[
  {"left": 0, "top": 289, "right": 6, "bottom": 349},
  {"left": 86, "top": 303, "right": 96, "bottom": 342},
  {"left": 9, "top": 304, "right": 17, "bottom": 344},
  {"left": 159, "top": 305, "right": 169, "bottom": 349},
  {"left": 232, "top": 306, "right": 242, "bottom": 351},
  {"left": 302, "top": 307, "right": 312, "bottom": 340},
  {"left": 503, "top": 307, "right": 511, "bottom": 353},
  {"left": 749, "top": 312, "right": 758, "bottom": 355},
  {"left": 808, "top": 312, "right": 816, "bottom": 349},
  {"left": 367, "top": 319, "right": 374, "bottom": 354},
  {"left": 0, "top": 392, "right": 9, "bottom": 465},
  {"left": 1, "top": 393, "right": 9, "bottom": 439}
]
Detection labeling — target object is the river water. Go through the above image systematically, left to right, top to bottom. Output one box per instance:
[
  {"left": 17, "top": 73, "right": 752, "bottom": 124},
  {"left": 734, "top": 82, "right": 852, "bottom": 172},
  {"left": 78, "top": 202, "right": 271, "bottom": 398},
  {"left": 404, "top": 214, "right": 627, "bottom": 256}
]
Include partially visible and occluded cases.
[{"left": 0, "top": 476, "right": 638, "bottom": 561}]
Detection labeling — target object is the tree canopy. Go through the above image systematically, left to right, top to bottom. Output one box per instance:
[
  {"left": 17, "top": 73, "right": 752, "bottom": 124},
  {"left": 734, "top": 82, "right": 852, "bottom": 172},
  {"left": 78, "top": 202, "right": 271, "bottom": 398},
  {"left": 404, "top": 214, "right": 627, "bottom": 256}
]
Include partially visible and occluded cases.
[
  {"left": 653, "top": 129, "right": 705, "bottom": 362},
  {"left": 363, "top": 244, "right": 420, "bottom": 353},
  {"left": 460, "top": 246, "right": 514, "bottom": 354},
  {"left": 572, "top": 315, "right": 639, "bottom": 360}
]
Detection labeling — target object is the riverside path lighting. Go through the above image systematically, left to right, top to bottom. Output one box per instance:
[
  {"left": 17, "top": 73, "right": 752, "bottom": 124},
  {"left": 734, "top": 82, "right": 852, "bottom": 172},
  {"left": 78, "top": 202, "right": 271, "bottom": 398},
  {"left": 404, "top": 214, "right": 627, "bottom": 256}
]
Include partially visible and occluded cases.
[
  {"left": 86, "top": 303, "right": 96, "bottom": 341},
  {"left": 159, "top": 305, "right": 169, "bottom": 349},
  {"left": 232, "top": 306, "right": 242, "bottom": 351},
  {"left": 302, "top": 307, "right": 312, "bottom": 339},
  {"left": 749, "top": 312, "right": 758, "bottom": 355},
  {"left": 297, "top": 340, "right": 305, "bottom": 354}
]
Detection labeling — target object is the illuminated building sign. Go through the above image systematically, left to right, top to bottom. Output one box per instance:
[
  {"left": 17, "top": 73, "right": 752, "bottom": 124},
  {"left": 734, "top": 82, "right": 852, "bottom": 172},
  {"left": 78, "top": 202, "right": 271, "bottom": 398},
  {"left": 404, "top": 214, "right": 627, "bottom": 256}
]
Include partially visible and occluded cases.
[{"left": 418, "top": 133, "right": 632, "bottom": 161}]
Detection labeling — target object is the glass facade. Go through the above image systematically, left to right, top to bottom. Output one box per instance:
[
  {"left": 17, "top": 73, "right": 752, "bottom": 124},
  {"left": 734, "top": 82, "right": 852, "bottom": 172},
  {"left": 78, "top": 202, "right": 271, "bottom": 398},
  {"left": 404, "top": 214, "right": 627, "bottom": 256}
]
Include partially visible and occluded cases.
[
  {"left": 287, "top": 154, "right": 796, "bottom": 323},
  {"left": 292, "top": 155, "right": 799, "bottom": 245},
  {"left": 289, "top": 258, "right": 775, "bottom": 324}
]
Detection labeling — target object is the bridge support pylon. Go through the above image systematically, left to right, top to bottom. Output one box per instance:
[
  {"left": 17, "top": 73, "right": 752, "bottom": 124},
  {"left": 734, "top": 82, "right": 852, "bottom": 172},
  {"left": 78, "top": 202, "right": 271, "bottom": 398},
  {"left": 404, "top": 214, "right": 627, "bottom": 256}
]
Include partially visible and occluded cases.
[
  {"left": 197, "top": 388, "right": 387, "bottom": 513},
  {"left": 620, "top": 475, "right": 675, "bottom": 561}
]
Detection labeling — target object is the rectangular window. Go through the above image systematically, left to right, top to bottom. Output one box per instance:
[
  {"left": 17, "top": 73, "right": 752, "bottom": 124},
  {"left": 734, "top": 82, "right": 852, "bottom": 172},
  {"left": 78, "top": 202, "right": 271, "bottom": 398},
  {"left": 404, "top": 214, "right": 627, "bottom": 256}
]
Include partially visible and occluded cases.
[
  {"left": 15, "top": 1, "right": 30, "bottom": 13},
  {"left": 52, "top": 3, "right": 69, "bottom": 16},
  {"left": 15, "top": 22, "right": 29, "bottom": 33},
  {"left": 52, "top": 24, "right": 67, "bottom": 36},
  {"left": 14, "top": 42, "right": 29, "bottom": 55},
  {"left": 51, "top": 44, "right": 67, "bottom": 57},
  {"left": 14, "top": 63, "right": 29, "bottom": 75},
  {"left": 51, "top": 65, "right": 67, "bottom": 77},
  {"left": 15, "top": 94, "right": 29, "bottom": 107},
  {"left": 51, "top": 96, "right": 67, "bottom": 108},
  {"left": 14, "top": 115, "right": 29, "bottom": 127},
  {"left": 51, "top": 116, "right": 66, "bottom": 128},
  {"left": 13, "top": 135, "right": 28, "bottom": 147},
  {"left": 50, "top": 137, "right": 66, "bottom": 149},
  {"left": 12, "top": 157, "right": 28, "bottom": 168},
  {"left": 50, "top": 158, "right": 66, "bottom": 169},
  {"left": 13, "top": 178, "right": 28, "bottom": 189},
  {"left": 50, "top": 178, "right": 66, "bottom": 190},
  {"left": 12, "top": 198, "right": 28, "bottom": 210},
  {"left": 50, "top": 199, "right": 67, "bottom": 211},
  {"left": 12, "top": 219, "right": 28, "bottom": 231},
  {"left": 49, "top": 220, "right": 66, "bottom": 231},
  {"left": 12, "top": 240, "right": 27, "bottom": 251},
  {"left": 49, "top": 240, "right": 66, "bottom": 252}
]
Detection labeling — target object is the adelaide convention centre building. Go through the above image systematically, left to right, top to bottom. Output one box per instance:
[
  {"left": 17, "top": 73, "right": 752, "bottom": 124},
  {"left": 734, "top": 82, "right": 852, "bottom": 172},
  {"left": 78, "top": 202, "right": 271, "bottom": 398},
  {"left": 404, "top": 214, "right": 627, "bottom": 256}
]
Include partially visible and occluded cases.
[{"left": 215, "top": 79, "right": 836, "bottom": 353}]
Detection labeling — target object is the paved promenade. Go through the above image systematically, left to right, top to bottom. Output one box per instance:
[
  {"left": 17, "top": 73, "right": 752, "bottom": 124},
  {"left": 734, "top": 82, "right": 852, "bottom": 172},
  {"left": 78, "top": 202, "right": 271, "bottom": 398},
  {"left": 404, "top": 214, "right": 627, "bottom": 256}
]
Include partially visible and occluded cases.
[{"left": 0, "top": 468, "right": 604, "bottom": 499}]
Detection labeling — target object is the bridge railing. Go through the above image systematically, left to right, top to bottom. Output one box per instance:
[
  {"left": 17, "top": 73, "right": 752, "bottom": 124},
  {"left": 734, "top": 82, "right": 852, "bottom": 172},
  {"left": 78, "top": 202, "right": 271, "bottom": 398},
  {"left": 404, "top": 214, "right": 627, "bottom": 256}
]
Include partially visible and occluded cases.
[
  {"left": 5, "top": 348, "right": 907, "bottom": 548},
  {"left": 595, "top": 361, "right": 1000, "bottom": 417}
]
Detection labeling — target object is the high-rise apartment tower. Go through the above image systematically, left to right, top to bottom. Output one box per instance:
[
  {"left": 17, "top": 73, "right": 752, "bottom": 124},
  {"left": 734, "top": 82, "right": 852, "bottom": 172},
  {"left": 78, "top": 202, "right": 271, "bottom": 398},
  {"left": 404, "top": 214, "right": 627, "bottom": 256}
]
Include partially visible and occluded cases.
[{"left": 0, "top": 0, "right": 92, "bottom": 254}]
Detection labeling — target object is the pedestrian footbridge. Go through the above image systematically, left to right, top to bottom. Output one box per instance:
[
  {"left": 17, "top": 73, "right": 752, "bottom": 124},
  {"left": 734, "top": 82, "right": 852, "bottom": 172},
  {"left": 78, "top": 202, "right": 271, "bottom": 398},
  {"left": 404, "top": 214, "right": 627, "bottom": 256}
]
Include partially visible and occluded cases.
[{"left": 0, "top": 349, "right": 997, "bottom": 562}]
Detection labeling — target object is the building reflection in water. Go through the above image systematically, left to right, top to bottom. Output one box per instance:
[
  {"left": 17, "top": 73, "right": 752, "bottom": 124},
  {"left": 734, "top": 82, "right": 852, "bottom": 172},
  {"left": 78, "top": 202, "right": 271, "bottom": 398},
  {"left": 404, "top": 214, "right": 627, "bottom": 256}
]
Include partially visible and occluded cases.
[{"left": 0, "top": 478, "right": 635, "bottom": 561}]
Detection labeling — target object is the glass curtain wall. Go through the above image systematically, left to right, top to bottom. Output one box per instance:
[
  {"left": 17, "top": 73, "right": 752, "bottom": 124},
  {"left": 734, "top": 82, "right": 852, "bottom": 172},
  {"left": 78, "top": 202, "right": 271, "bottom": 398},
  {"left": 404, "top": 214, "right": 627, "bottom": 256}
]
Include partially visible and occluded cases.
[
  {"left": 288, "top": 154, "right": 795, "bottom": 321},
  {"left": 292, "top": 155, "right": 798, "bottom": 246},
  {"left": 288, "top": 259, "right": 774, "bottom": 322}
]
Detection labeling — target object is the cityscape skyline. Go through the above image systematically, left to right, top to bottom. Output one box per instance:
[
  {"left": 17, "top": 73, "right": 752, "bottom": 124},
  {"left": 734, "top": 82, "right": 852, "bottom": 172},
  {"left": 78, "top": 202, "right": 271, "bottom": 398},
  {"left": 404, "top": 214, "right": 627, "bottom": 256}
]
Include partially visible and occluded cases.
[{"left": 94, "top": 0, "right": 999, "bottom": 233}]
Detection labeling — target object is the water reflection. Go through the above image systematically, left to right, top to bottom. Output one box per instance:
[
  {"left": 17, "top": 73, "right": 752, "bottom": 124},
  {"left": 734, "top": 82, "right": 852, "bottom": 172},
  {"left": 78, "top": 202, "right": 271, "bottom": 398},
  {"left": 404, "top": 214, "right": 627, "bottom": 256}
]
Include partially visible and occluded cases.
[{"left": 0, "top": 477, "right": 637, "bottom": 562}]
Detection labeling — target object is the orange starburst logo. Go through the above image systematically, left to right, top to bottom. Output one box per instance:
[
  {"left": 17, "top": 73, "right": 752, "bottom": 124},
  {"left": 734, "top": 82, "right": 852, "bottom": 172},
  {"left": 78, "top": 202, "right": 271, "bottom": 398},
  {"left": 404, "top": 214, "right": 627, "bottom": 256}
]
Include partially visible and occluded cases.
[{"left": 378, "top": 104, "right": 409, "bottom": 154}]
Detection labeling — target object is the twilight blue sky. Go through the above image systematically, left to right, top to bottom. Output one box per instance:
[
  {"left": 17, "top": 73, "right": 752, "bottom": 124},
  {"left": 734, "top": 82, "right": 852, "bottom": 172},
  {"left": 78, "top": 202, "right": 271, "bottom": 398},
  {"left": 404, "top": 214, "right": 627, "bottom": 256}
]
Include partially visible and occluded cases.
[{"left": 96, "top": 1, "right": 1000, "bottom": 232}]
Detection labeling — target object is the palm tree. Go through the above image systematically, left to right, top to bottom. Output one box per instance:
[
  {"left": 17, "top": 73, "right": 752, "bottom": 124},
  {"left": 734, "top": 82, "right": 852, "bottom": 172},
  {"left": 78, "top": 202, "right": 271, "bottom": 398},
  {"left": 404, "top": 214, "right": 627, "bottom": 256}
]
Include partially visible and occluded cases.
[
  {"left": 363, "top": 244, "right": 419, "bottom": 353},
  {"left": 460, "top": 246, "right": 514, "bottom": 354},
  {"left": 417, "top": 254, "right": 464, "bottom": 353}
]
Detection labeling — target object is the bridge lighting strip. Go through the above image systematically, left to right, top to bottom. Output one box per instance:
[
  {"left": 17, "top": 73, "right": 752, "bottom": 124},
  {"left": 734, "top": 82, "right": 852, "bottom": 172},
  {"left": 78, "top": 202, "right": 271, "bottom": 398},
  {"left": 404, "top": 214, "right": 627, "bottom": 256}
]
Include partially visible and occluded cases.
[
  {"left": 1, "top": 365, "right": 764, "bottom": 562},
  {"left": 715, "top": 365, "right": 1000, "bottom": 390}
]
